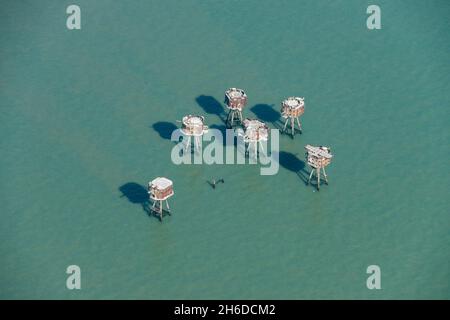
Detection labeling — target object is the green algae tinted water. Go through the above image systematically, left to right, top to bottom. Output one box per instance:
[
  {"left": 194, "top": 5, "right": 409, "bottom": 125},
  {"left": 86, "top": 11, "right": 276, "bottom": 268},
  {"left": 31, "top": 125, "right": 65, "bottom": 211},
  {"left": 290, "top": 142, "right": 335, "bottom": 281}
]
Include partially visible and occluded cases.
[{"left": 0, "top": 0, "right": 449, "bottom": 299}]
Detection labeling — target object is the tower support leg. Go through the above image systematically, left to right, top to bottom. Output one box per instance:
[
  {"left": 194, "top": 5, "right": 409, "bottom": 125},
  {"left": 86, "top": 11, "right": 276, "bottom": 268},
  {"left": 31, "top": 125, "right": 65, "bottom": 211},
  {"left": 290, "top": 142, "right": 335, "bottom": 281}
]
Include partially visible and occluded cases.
[
  {"left": 291, "top": 117, "right": 295, "bottom": 137},
  {"left": 296, "top": 117, "right": 302, "bottom": 132},
  {"left": 283, "top": 118, "right": 289, "bottom": 132},
  {"left": 184, "top": 136, "right": 191, "bottom": 153},
  {"left": 194, "top": 136, "right": 201, "bottom": 153},
  {"left": 258, "top": 140, "right": 265, "bottom": 156},
  {"left": 248, "top": 142, "right": 257, "bottom": 159},
  {"left": 322, "top": 167, "right": 328, "bottom": 184},
  {"left": 316, "top": 168, "right": 321, "bottom": 190},
  {"left": 308, "top": 169, "right": 314, "bottom": 184},
  {"left": 165, "top": 200, "right": 171, "bottom": 215}
]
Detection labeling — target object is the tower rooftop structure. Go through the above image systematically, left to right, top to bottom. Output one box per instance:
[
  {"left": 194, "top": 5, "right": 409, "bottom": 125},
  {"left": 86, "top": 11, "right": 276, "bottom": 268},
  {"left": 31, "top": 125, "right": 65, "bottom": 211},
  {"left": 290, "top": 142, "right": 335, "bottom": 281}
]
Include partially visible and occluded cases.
[
  {"left": 225, "top": 88, "right": 247, "bottom": 127},
  {"left": 281, "top": 96, "right": 305, "bottom": 137},
  {"left": 180, "top": 115, "right": 208, "bottom": 153},
  {"left": 242, "top": 118, "right": 269, "bottom": 158},
  {"left": 242, "top": 118, "right": 269, "bottom": 142},
  {"left": 304, "top": 145, "right": 333, "bottom": 190},
  {"left": 148, "top": 177, "right": 174, "bottom": 221}
]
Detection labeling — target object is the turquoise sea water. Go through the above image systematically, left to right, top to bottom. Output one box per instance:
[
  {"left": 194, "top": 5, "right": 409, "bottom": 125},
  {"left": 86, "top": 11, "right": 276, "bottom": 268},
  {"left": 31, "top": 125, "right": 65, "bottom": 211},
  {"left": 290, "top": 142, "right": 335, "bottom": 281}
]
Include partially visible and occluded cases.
[{"left": 1, "top": 0, "right": 449, "bottom": 299}]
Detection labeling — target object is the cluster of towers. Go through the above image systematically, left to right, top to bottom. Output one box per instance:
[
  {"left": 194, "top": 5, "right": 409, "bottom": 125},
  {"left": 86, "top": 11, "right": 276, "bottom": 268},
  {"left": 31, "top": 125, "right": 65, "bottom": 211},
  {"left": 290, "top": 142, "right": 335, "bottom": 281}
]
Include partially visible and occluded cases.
[{"left": 148, "top": 87, "right": 333, "bottom": 221}]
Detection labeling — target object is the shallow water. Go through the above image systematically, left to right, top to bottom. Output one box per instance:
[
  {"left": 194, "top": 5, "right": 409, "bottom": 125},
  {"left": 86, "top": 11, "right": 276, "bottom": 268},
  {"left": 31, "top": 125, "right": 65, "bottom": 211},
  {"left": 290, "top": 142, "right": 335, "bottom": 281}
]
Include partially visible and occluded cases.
[{"left": 0, "top": 0, "right": 449, "bottom": 299}]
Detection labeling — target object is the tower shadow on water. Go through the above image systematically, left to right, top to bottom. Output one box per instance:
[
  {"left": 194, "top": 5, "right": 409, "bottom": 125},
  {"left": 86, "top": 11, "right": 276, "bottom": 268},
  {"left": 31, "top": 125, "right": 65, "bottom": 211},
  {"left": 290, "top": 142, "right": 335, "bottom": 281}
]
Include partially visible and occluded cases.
[
  {"left": 196, "top": 95, "right": 227, "bottom": 125},
  {"left": 250, "top": 104, "right": 283, "bottom": 131},
  {"left": 152, "top": 121, "right": 178, "bottom": 141},
  {"left": 208, "top": 124, "right": 229, "bottom": 147},
  {"left": 277, "top": 151, "right": 311, "bottom": 186},
  {"left": 119, "top": 182, "right": 161, "bottom": 220}
]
